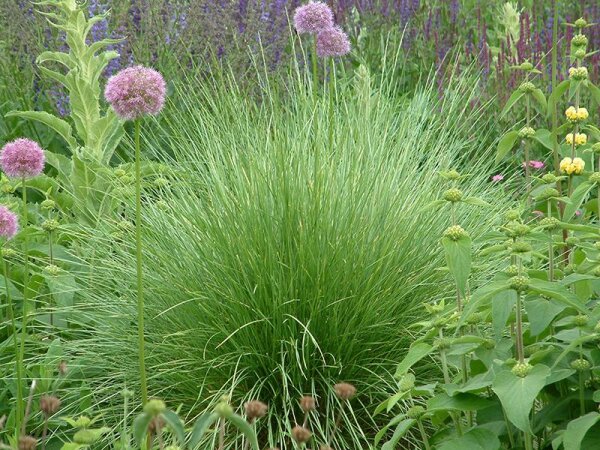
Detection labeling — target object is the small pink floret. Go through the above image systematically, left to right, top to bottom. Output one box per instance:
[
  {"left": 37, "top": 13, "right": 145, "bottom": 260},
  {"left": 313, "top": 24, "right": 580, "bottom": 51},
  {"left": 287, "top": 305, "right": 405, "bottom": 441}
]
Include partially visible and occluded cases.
[{"left": 492, "top": 174, "right": 504, "bottom": 182}]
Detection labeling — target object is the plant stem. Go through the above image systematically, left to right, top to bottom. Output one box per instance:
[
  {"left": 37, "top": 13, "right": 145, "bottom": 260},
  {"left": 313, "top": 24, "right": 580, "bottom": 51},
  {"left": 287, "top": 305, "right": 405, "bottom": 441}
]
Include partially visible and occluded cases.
[
  {"left": 312, "top": 38, "right": 318, "bottom": 100},
  {"left": 328, "top": 58, "right": 335, "bottom": 154},
  {"left": 134, "top": 119, "right": 148, "bottom": 405},
  {"left": 4, "top": 256, "right": 21, "bottom": 440},
  {"left": 516, "top": 258, "right": 525, "bottom": 363},
  {"left": 218, "top": 418, "right": 225, "bottom": 450},
  {"left": 417, "top": 419, "right": 431, "bottom": 450},
  {"left": 524, "top": 432, "right": 533, "bottom": 450}
]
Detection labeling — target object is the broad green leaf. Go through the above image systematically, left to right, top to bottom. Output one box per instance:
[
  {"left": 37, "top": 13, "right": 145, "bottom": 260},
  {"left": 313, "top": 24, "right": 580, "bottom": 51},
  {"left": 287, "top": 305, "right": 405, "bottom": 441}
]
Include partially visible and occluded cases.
[
  {"left": 37, "top": 50, "right": 72, "bottom": 68},
  {"left": 548, "top": 79, "right": 570, "bottom": 117},
  {"left": 569, "top": 79, "right": 582, "bottom": 99},
  {"left": 589, "top": 83, "right": 600, "bottom": 106},
  {"left": 531, "top": 88, "right": 547, "bottom": 113},
  {"left": 500, "top": 91, "right": 524, "bottom": 118},
  {"left": 5, "top": 111, "right": 77, "bottom": 148},
  {"left": 532, "top": 128, "right": 555, "bottom": 151},
  {"left": 496, "top": 130, "right": 519, "bottom": 164},
  {"left": 564, "top": 181, "right": 593, "bottom": 221},
  {"left": 463, "top": 197, "right": 490, "bottom": 207},
  {"left": 441, "top": 235, "right": 471, "bottom": 296},
  {"left": 528, "top": 278, "right": 585, "bottom": 313},
  {"left": 459, "top": 280, "right": 511, "bottom": 328},
  {"left": 492, "top": 290, "right": 516, "bottom": 337},
  {"left": 524, "top": 297, "right": 565, "bottom": 336},
  {"left": 395, "top": 343, "right": 433, "bottom": 377},
  {"left": 492, "top": 364, "right": 550, "bottom": 433},
  {"left": 445, "top": 370, "right": 494, "bottom": 396},
  {"left": 427, "top": 393, "right": 493, "bottom": 412},
  {"left": 161, "top": 410, "right": 186, "bottom": 445},
  {"left": 132, "top": 412, "right": 152, "bottom": 445},
  {"left": 189, "top": 412, "right": 219, "bottom": 449},
  {"left": 563, "top": 412, "right": 600, "bottom": 450},
  {"left": 227, "top": 413, "right": 259, "bottom": 450},
  {"left": 374, "top": 414, "right": 408, "bottom": 446},
  {"left": 381, "top": 418, "right": 416, "bottom": 450},
  {"left": 437, "top": 427, "right": 501, "bottom": 450}
]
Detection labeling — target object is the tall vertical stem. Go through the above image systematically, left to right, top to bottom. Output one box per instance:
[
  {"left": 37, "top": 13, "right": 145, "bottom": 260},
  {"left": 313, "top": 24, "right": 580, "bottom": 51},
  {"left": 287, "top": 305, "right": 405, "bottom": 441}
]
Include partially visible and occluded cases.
[
  {"left": 311, "top": 38, "right": 318, "bottom": 100},
  {"left": 328, "top": 58, "right": 335, "bottom": 154},
  {"left": 135, "top": 119, "right": 148, "bottom": 405},
  {"left": 5, "top": 256, "right": 21, "bottom": 440}
]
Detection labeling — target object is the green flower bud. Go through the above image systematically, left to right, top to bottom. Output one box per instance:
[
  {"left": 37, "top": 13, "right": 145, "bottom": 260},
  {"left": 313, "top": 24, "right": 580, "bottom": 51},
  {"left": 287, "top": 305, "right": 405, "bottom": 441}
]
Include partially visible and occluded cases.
[
  {"left": 574, "top": 18, "right": 588, "bottom": 28},
  {"left": 572, "top": 34, "right": 588, "bottom": 47},
  {"left": 575, "top": 49, "right": 586, "bottom": 60},
  {"left": 520, "top": 61, "right": 534, "bottom": 71},
  {"left": 569, "top": 66, "right": 588, "bottom": 80},
  {"left": 519, "top": 81, "right": 536, "bottom": 93},
  {"left": 518, "top": 126, "right": 536, "bottom": 139},
  {"left": 593, "top": 143, "right": 600, "bottom": 155},
  {"left": 114, "top": 168, "right": 127, "bottom": 177},
  {"left": 440, "top": 169, "right": 461, "bottom": 181},
  {"left": 589, "top": 172, "right": 600, "bottom": 184},
  {"left": 542, "top": 173, "right": 558, "bottom": 184},
  {"left": 153, "top": 177, "right": 169, "bottom": 188},
  {"left": 537, "top": 187, "right": 560, "bottom": 201},
  {"left": 442, "top": 188, "right": 463, "bottom": 203},
  {"left": 41, "top": 199, "right": 56, "bottom": 210},
  {"left": 505, "top": 210, "right": 521, "bottom": 222},
  {"left": 539, "top": 217, "right": 560, "bottom": 231},
  {"left": 42, "top": 219, "right": 59, "bottom": 232},
  {"left": 443, "top": 225, "right": 468, "bottom": 241},
  {"left": 565, "top": 236, "right": 580, "bottom": 246},
  {"left": 511, "top": 241, "right": 532, "bottom": 254},
  {"left": 1, "top": 248, "right": 17, "bottom": 259},
  {"left": 43, "top": 265, "right": 61, "bottom": 276},
  {"left": 505, "top": 265, "right": 519, "bottom": 276},
  {"left": 510, "top": 275, "right": 530, "bottom": 292},
  {"left": 466, "top": 312, "right": 484, "bottom": 325},
  {"left": 573, "top": 315, "right": 589, "bottom": 327},
  {"left": 435, "top": 337, "right": 452, "bottom": 350},
  {"left": 482, "top": 339, "right": 496, "bottom": 350},
  {"left": 504, "top": 358, "right": 517, "bottom": 367},
  {"left": 570, "top": 358, "right": 591, "bottom": 371},
  {"left": 511, "top": 362, "right": 533, "bottom": 378},
  {"left": 399, "top": 373, "right": 415, "bottom": 391},
  {"left": 144, "top": 399, "right": 166, "bottom": 416},
  {"left": 215, "top": 401, "right": 234, "bottom": 418},
  {"left": 406, "top": 405, "right": 426, "bottom": 420},
  {"left": 73, "top": 416, "right": 92, "bottom": 428},
  {"left": 73, "top": 430, "right": 99, "bottom": 445}
]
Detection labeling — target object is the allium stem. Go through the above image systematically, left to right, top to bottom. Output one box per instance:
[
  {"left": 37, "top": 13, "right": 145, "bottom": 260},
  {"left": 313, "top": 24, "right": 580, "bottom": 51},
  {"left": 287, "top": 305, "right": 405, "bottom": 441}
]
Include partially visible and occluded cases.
[
  {"left": 312, "top": 38, "right": 319, "bottom": 99},
  {"left": 328, "top": 58, "right": 335, "bottom": 154},
  {"left": 134, "top": 119, "right": 148, "bottom": 406},
  {"left": 4, "top": 255, "right": 21, "bottom": 439}
]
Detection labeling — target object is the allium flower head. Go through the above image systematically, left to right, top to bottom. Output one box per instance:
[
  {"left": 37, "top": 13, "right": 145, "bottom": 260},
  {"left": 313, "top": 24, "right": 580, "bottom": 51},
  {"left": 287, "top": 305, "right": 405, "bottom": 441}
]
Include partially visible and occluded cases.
[
  {"left": 293, "top": 1, "right": 334, "bottom": 34},
  {"left": 316, "top": 26, "right": 351, "bottom": 57},
  {"left": 105, "top": 66, "right": 166, "bottom": 120},
  {"left": 0, "top": 138, "right": 45, "bottom": 179},
  {"left": 0, "top": 205, "right": 18, "bottom": 239}
]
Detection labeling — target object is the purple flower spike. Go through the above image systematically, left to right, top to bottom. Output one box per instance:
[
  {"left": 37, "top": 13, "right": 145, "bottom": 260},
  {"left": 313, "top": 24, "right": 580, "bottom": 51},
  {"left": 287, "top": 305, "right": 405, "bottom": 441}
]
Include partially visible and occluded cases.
[
  {"left": 293, "top": 1, "right": 334, "bottom": 34},
  {"left": 316, "top": 26, "right": 351, "bottom": 57},
  {"left": 105, "top": 66, "right": 166, "bottom": 121},
  {"left": 0, "top": 138, "right": 45, "bottom": 179},
  {"left": 0, "top": 205, "right": 18, "bottom": 240}
]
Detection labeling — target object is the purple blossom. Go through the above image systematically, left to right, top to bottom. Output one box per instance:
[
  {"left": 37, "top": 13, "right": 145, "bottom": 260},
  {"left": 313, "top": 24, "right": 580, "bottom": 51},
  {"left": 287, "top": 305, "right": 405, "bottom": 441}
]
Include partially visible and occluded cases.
[
  {"left": 293, "top": 1, "right": 334, "bottom": 34},
  {"left": 316, "top": 26, "right": 351, "bottom": 57},
  {"left": 105, "top": 66, "right": 166, "bottom": 120},
  {"left": 0, "top": 138, "right": 45, "bottom": 179},
  {"left": 492, "top": 174, "right": 504, "bottom": 182},
  {"left": 0, "top": 205, "right": 18, "bottom": 240}
]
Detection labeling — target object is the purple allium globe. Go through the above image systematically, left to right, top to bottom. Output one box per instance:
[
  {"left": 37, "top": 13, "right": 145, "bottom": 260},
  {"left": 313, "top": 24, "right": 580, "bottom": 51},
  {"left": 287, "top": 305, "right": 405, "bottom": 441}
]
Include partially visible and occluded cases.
[
  {"left": 293, "top": 1, "right": 334, "bottom": 34},
  {"left": 316, "top": 26, "right": 351, "bottom": 57},
  {"left": 105, "top": 66, "right": 166, "bottom": 120},
  {"left": 0, "top": 138, "right": 45, "bottom": 179},
  {"left": 0, "top": 205, "right": 18, "bottom": 239}
]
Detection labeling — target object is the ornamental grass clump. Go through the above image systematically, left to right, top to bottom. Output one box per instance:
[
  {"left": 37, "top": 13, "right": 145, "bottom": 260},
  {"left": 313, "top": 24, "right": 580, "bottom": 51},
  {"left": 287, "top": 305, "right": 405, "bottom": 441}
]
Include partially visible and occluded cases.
[{"left": 105, "top": 64, "right": 167, "bottom": 407}]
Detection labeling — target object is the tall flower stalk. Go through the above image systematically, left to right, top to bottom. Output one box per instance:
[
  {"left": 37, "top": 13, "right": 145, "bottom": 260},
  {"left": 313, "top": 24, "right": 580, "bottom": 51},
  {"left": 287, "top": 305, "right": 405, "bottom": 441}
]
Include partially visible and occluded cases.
[{"left": 105, "top": 65, "right": 166, "bottom": 405}]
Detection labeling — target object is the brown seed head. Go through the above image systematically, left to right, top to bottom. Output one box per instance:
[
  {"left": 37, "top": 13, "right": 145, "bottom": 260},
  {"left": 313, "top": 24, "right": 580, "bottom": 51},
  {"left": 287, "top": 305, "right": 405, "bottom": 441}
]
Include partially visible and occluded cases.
[
  {"left": 57, "top": 360, "right": 68, "bottom": 376},
  {"left": 333, "top": 383, "right": 356, "bottom": 401},
  {"left": 40, "top": 395, "right": 61, "bottom": 416},
  {"left": 300, "top": 396, "right": 316, "bottom": 412},
  {"left": 244, "top": 400, "right": 268, "bottom": 420},
  {"left": 0, "top": 415, "right": 5, "bottom": 430},
  {"left": 148, "top": 416, "right": 166, "bottom": 433},
  {"left": 291, "top": 425, "right": 312, "bottom": 443},
  {"left": 18, "top": 435, "right": 38, "bottom": 450}
]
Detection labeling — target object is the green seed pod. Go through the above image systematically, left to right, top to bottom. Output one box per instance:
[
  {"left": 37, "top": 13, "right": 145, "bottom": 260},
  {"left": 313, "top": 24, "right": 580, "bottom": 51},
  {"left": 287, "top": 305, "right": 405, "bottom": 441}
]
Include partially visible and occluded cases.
[
  {"left": 574, "top": 18, "right": 588, "bottom": 28},
  {"left": 572, "top": 34, "right": 588, "bottom": 47},
  {"left": 575, "top": 49, "right": 586, "bottom": 60},
  {"left": 519, "top": 81, "right": 535, "bottom": 93},
  {"left": 518, "top": 126, "right": 536, "bottom": 139},
  {"left": 589, "top": 172, "right": 600, "bottom": 184},
  {"left": 542, "top": 173, "right": 558, "bottom": 183},
  {"left": 536, "top": 187, "right": 560, "bottom": 201},
  {"left": 442, "top": 188, "right": 463, "bottom": 203},
  {"left": 41, "top": 199, "right": 56, "bottom": 210},
  {"left": 505, "top": 210, "right": 521, "bottom": 222},
  {"left": 539, "top": 217, "right": 560, "bottom": 231},
  {"left": 42, "top": 219, "right": 59, "bottom": 232},
  {"left": 443, "top": 225, "right": 468, "bottom": 241},
  {"left": 565, "top": 236, "right": 580, "bottom": 246},
  {"left": 511, "top": 241, "right": 532, "bottom": 254},
  {"left": 43, "top": 265, "right": 61, "bottom": 276},
  {"left": 505, "top": 265, "right": 519, "bottom": 276},
  {"left": 510, "top": 275, "right": 530, "bottom": 292},
  {"left": 573, "top": 315, "right": 589, "bottom": 327},
  {"left": 434, "top": 337, "right": 452, "bottom": 350},
  {"left": 570, "top": 358, "right": 591, "bottom": 371},
  {"left": 511, "top": 362, "right": 533, "bottom": 378},
  {"left": 399, "top": 373, "right": 415, "bottom": 391},
  {"left": 144, "top": 399, "right": 166, "bottom": 416},
  {"left": 406, "top": 405, "right": 426, "bottom": 420}
]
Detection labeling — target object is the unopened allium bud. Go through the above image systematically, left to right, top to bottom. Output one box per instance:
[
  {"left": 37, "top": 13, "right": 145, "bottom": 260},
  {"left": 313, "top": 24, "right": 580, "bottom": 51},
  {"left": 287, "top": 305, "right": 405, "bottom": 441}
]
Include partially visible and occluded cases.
[
  {"left": 574, "top": 18, "right": 588, "bottom": 28},
  {"left": 572, "top": 34, "right": 588, "bottom": 47},
  {"left": 519, "top": 81, "right": 535, "bottom": 93},
  {"left": 518, "top": 126, "right": 535, "bottom": 139},
  {"left": 589, "top": 172, "right": 600, "bottom": 184},
  {"left": 541, "top": 173, "right": 557, "bottom": 183},
  {"left": 442, "top": 188, "right": 463, "bottom": 203},
  {"left": 41, "top": 199, "right": 55, "bottom": 210},
  {"left": 539, "top": 217, "right": 560, "bottom": 231},
  {"left": 42, "top": 219, "right": 59, "bottom": 232},
  {"left": 443, "top": 225, "right": 468, "bottom": 241},
  {"left": 511, "top": 241, "right": 532, "bottom": 254},
  {"left": 43, "top": 264, "right": 61, "bottom": 276},
  {"left": 505, "top": 265, "right": 519, "bottom": 276},
  {"left": 510, "top": 275, "right": 530, "bottom": 292},
  {"left": 573, "top": 315, "right": 589, "bottom": 327},
  {"left": 571, "top": 358, "right": 591, "bottom": 371},
  {"left": 511, "top": 362, "right": 533, "bottom": 378},
  {"left": 399, "top": 373, "right": 415, "bottom": 391},
  {"left": 334, "top": 382, "right": 356, "bottom": 400},
  {"left": 40, "top": 395, "right": 61, "bottom": 416},
  {"left": 300, "top": 396, "right": 316, "bottom": 412},
  {"left": 144, "top": 399, "right": 166, "bottom": 416},
  {"left": 244, "top": 400, "right": 268, "bottom": 420},
  {"left": 406, "top": 405, "right": 426, "bottom": 419},
  {"left": 291, "top": 426, "right": 312, "bottom": 443},
  {"left": 18, "top": 435, "right": 37, "bottom": 450}
]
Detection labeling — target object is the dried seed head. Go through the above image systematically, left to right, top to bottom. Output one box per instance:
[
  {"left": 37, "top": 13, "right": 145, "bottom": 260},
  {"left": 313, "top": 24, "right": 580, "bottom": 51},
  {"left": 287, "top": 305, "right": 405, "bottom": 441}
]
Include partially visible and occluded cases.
[
  {"left": 58, "top": 360, "right": 68, "bottom": 375},
  {"left": 334, "top": 382, "right": 356, "bottom": 400},
  {"left": 40, "top": 395, "right": 61, "bottom": 416},
  {"left": 300, "top": 396, "right": 316, "bottom": 412},
  {"left": 244, "top": 400, "right": 268, "bottom": 420},
  {"left": 0, "top": 415, "right": 6, "bottom": 430},
  {"left": 291, "top": 426, "right": 312, "bottom": 443},
  {"left": 18, "top": 435, "right": 38, "bottom": 450}
]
